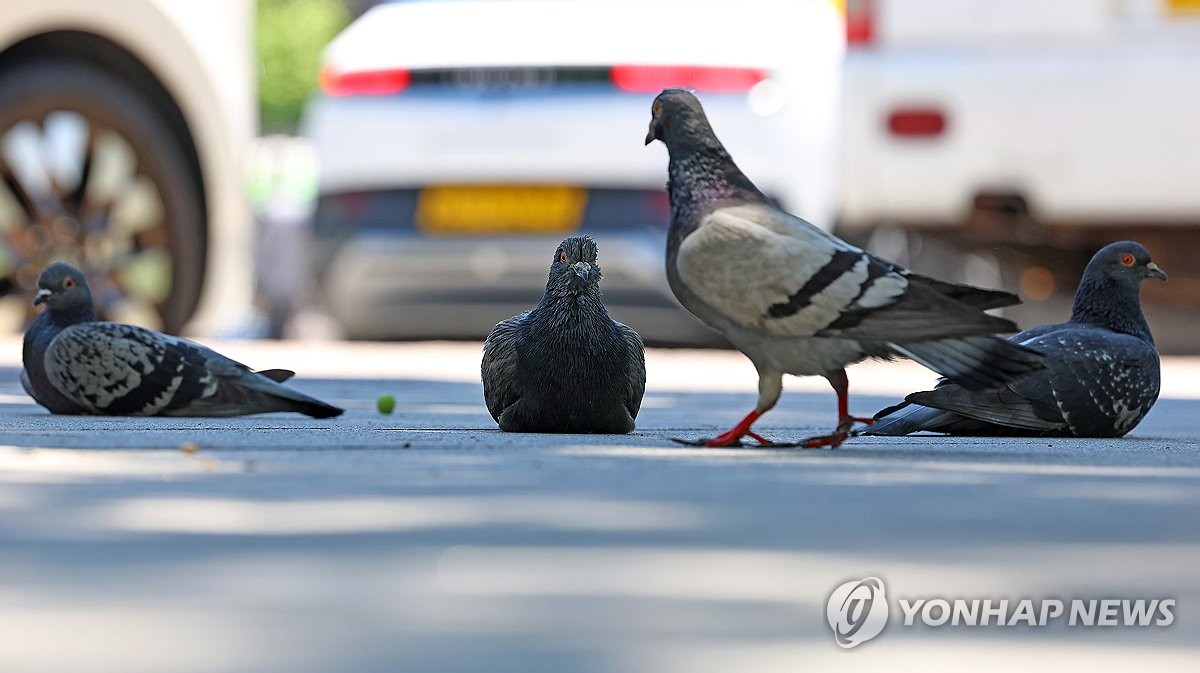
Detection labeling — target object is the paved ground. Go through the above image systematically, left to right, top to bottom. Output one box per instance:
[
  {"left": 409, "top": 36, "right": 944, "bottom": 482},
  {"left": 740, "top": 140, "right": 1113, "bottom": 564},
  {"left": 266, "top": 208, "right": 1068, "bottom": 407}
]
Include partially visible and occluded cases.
[{"left": 1, "top": 340, "right": 1198, "bottom": 672}]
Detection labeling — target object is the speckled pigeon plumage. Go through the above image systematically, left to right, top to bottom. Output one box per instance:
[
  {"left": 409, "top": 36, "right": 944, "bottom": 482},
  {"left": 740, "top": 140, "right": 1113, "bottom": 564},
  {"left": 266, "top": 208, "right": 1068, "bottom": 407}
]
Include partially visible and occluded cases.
[
  {"left": 645, "top": 89, "right": 1044, "bottom": 448},
  {"left": 482, "top": 236, "right": 646, "bottom": 433},
  {"left": 867, "top": 241, "right": 1165, "bottom": 437},
  {"left": 21, "top": 263, "right": 343, "bottom": 418}
]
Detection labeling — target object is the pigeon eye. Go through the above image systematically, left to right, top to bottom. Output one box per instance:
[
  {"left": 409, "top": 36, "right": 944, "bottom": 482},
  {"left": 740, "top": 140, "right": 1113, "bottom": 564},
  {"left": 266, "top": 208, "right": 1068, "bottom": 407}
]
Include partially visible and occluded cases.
[
  {"left": 652, "top": 101, "right": 662, "bottom": 117},
  {"left": 559, "top": 251, "right": 568, "bottom": 264},
  {"left": 1120, "top": 254, "right": 1135, "bottom": 266},
  {"left": 63, "top": 277, "right": 75, "bottom": 289}
]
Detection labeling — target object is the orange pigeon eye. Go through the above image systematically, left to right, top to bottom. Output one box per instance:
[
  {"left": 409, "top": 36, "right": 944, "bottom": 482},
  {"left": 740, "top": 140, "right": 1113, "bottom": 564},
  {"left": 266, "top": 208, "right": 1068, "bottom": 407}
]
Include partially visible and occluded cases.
[
  {"left": 559, "top": 251, "right": 568, "bottom": 264},
  {"left": 1120, "top": 253, "right": 1135, "bottom": 266},
  {"left": 63, "top": 277, "right": 75, "bottom": 289}
]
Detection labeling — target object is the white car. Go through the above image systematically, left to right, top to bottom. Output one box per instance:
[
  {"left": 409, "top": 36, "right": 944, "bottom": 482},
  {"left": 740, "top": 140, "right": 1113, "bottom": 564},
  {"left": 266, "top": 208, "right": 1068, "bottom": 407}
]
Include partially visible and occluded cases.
[
  {"left": 0, "top": 0, "right": 255, "bottom": 335},
  {"left": 304, "top": 0, "right": 844, "bottom": 343},
  {"left": 838, "top": 0, "right": 1200, "bottom": 344}
]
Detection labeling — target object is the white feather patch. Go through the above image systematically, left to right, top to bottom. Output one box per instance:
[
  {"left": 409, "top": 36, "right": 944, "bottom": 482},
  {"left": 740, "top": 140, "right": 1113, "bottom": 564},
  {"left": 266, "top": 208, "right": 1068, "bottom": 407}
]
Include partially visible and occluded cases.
[
  {"left": 676, "top": 207, "right": 880, "bottom": 336},
  {"left": 677, "top": 210, "right": 835, "bottom": 330},
  {"left": 775, "top": 257, "right": 871, "bottom": 330},
  {"left": 853, "top": 273, "right": 908, "bottom": 309}
]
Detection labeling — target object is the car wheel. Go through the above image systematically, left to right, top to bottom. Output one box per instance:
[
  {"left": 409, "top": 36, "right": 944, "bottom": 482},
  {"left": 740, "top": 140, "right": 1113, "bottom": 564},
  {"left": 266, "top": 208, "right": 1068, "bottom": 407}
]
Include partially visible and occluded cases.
[{"left": 0, "top": 58, "right": 205, "bottom": 333}]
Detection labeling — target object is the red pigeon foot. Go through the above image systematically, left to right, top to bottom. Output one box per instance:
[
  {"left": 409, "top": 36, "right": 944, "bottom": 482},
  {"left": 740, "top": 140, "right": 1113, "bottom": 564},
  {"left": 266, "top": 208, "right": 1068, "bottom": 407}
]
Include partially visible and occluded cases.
[{"left": 801, "top": 415, "right": 875, "bottom": 449}]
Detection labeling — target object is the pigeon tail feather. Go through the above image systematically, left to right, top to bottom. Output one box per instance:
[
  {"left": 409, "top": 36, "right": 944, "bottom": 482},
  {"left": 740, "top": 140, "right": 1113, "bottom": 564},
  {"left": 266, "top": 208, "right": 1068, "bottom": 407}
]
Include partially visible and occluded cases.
[
  {"left": 182, "top": 366, "right": 343, "bottom": 419},
  {"left": 256, "top": 369, "right": 295, "bottom": 383},
  {"left": 904, "top": 386, "right": 1062, "bottom": 431},
  {"left": 866, "top": 401, "right": 1028, "bottom": 436},
  {"left": 866, "top": 402, "right": 951, "bottom": 435}
]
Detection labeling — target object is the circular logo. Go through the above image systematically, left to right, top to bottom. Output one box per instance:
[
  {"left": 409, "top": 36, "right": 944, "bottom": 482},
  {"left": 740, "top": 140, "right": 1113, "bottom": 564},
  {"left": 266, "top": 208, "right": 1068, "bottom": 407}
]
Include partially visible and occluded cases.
[{"left": 826, "top": 577, "right": 889, "bottom": 648}]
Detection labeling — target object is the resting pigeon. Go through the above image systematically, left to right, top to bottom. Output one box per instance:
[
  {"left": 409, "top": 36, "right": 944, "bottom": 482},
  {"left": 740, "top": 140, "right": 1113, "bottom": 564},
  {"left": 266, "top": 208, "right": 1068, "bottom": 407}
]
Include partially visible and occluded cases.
[
  {"left": 645, "top": 89, "right": 1043, "bottom": 447},
  {"left": 482, "top": 236, "right": 646, "bottom": 433},
  {"left": 867, "top": 241, "right": 1165, "bottom": 437},
  {"left": 21, "top": 263, "right": 343, "bottom": 418}
]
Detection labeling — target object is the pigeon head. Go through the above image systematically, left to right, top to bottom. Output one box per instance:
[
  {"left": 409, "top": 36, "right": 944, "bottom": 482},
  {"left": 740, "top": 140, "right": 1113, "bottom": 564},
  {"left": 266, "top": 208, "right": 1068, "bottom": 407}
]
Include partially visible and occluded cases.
[
  {"left": 645, "top": 89, "right": 712, "bottom": 147},
  {"left": 645, "top": 89, "right": 765, "bottom": 229},
  {"left": 547, "top": 235, "right": 602, "bottom": 296},
  {"left": 1069, "top": 241, "right": 1164, "bottom": 340},
  {"left": 1085, "top": 241, "right": 1167, "bottom": 285},
  {"left": 33, "top": 263, "right": 94, "bottom": 314}
]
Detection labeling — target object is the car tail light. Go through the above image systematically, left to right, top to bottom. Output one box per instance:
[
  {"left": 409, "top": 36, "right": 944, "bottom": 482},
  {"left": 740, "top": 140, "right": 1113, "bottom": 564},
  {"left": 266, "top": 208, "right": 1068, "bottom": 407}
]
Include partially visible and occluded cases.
[
  {"left": 845, "top": 0, "right": 875, "bottom": 47},
  {"left": 319, "top": 65, "right": 410, "bottom": 96},
  {"left": 610, "top": 65, "right": 768, "bottom": 93},
  {"left": 887, "top": 108, "right": 947, "bottom": 137}
]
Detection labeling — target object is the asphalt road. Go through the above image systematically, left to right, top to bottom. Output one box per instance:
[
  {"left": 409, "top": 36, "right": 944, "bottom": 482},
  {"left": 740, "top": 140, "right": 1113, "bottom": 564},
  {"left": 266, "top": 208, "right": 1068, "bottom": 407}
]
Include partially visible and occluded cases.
[{"left": 1, "top": 340, "right": 1198, "bottom": 673}]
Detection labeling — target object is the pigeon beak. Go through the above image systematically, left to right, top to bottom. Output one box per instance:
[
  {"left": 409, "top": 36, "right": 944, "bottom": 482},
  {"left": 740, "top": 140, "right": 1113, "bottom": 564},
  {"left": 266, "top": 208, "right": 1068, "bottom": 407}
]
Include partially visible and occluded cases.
[
  {"left": 645, "top": 119, "right": 661, "bottom": 146},
  {"left": 572, "top": 262, "right": 594, "bottom": 282},
  {"left": 1146, "top": 262, "right": 1167, "bottom": 282},
  {"left": 33, "top": 289, "right": 52, "bottom": 306}
]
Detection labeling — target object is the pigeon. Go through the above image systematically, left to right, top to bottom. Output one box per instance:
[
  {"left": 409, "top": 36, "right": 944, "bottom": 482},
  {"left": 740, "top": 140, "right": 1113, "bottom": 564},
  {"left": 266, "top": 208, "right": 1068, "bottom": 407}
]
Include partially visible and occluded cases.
[
  {"left": 645, "top": 89, "right": 1044, "bottom": 448},
  {"left": 482, "top": 236, "right": 646, "bottom": 433},
  {"left": 867, "top": 241, "right": 1165, "bottom": 437},
  {"left": 21, "top": 262, "right": 343, "bottom": 418}
]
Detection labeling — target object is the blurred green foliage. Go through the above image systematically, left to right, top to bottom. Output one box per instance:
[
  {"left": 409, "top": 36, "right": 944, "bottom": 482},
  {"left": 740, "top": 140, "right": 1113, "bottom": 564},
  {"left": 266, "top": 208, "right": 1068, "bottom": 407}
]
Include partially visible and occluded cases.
[{"left": 257, "top": 0, "right": 351, "bottom": 133}]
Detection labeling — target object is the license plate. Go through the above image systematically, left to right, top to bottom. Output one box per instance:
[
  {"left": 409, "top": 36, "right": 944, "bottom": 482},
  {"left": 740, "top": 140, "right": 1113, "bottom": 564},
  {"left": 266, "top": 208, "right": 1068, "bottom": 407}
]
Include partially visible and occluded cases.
[
  {"left": 1167, "top": 0, "right": 1200, "bottom": 12},
  {"left": 415, "top": 185, "right": 587, "bottom": 235}
]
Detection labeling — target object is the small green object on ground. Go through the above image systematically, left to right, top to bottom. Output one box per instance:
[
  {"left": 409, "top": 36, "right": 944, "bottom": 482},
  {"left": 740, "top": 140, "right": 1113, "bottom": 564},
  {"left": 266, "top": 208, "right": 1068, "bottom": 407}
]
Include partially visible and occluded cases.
[{"left": 377, "top": 394, "right": 396, "bottom": 414}]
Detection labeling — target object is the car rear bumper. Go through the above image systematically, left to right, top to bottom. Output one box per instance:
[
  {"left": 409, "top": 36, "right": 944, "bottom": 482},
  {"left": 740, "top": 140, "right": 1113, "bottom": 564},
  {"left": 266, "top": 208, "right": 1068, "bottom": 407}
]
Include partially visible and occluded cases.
[{"left": 315, "top": 229, "right": 725, "bottom": 346}]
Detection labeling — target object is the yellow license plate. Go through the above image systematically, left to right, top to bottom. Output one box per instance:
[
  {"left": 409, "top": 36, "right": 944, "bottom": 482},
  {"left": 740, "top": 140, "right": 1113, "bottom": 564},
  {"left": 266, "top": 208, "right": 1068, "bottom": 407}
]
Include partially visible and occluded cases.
[
  {"left": 1167, "top": 0, "right": 1200, "bottom": 12},
  {"left": 415, "top": 185, "right": 587, "bottom": 235}
]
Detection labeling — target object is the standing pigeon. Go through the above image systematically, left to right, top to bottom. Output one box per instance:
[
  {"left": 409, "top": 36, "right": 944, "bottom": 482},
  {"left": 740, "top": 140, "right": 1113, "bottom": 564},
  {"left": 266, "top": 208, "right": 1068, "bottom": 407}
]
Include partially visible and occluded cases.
[
  {"left": 645, "top": 89, "right": 1043, "bottom": 447},
  {"left": 482, "top": 236, "right": 646, "bottom": 433},
  {"left": 867, "top": 241, "right": 1165, "bottom": 437},
  {"left": 21, "top": 263, "right": 343, "bottom": 418}
]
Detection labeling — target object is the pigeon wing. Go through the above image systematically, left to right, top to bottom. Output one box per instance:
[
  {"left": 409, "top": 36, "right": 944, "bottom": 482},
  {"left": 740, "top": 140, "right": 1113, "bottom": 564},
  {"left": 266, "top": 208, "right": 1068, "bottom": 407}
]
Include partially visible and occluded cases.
[
  {"left": 676, "top": 204, "right": 1016, "bottom": 340},
  {"left": 676, "top": 204, "right": 907, "bottom": 336},
  {"left": 901, "top": 272, "right": 1021, "bottom": 311},
  {"left": 481, "top": 312, "right": 527, "bottom": 424},
  {"left": 615, "top": 320, "right": 647, "bottom": 420},
  {"left": 44, "top": 322, "right": 215, "bottom": 415},
  {"left": 45, "top": 323, "right": 342, "bottom": 418},
  {"left": 897, "top": 326, "right": 1158, "bottom": 437},
  {"left": 1026, "top": 328, "right": 1160, "bottom": 437},
  {"left": 19, "top": 369, "right": 34, "bottom": 400}
]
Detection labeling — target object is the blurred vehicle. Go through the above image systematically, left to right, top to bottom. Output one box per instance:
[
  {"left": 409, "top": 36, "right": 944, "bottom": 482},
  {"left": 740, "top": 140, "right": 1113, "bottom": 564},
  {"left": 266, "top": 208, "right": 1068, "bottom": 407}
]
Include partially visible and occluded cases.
[
  {"left": 304, "top": 0, "right": 844, "bottom": 343},
  {"left": 837, "top": 0, "right": 1200, "bottom": 351},
  {"left": 0, "top": 1, "right": 256, "bottom": 335}
]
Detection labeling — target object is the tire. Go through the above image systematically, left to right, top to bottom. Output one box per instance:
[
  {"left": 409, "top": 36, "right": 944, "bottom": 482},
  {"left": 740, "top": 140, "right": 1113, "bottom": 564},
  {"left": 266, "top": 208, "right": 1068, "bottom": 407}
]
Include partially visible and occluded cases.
[{"left": 0, "top": 58, "right": 205, "bottom": 333}]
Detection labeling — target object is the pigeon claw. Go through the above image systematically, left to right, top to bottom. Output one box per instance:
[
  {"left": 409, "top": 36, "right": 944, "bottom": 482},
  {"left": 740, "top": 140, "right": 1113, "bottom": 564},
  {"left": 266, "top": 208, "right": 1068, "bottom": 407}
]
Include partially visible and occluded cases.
[
  {"left": 800, "top": 415, "right": 875, "bottom": 449},
  {"left": 669, "top": 430, "right": 797, "bottom": 449},
  {"left": 668, "top": 431, "right": 752, "bottom": 447},
  {"left": 801, "top": 432, "right": 850, "bottom": 449},
  {"left": 670, "top": 436, "right": 744, "bottom": 447}
]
